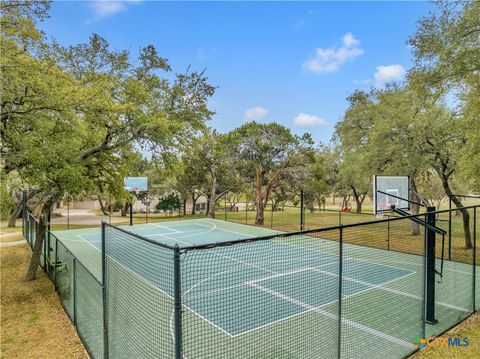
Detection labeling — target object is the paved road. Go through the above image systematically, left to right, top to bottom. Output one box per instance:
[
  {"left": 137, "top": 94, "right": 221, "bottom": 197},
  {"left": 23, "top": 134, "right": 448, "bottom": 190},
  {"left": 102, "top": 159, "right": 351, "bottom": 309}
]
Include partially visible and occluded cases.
[{"left": 51, "top": 209, "right": 126, "bottom": 225}]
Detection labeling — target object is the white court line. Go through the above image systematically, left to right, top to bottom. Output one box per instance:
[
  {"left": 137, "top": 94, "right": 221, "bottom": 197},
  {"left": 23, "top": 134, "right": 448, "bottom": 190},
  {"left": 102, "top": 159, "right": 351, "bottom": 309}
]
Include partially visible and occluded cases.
[
  {"left": 194, "top": 220, "right": 266, "bottom": 238},
  {"left": 146, "top": 221, "right": 218, "bottom": 241},
  {"left": 149, "top": 223, "right": 182, "bottom": 233},
  {"left": 74, "top": 226, "right": 472, "bottom": 343},
  {"left": 145, "top": 230, "right": 473, "bottom": 330},
  {"left": 63, "top": 231, "right": 430, "bottom": 344},
  {"left": 73, "top": 232, "right": 236, "bottom": 341},
  {"left": 161, "top": 233, "right": 277, "bottom": 275},
  {"left": 76, "top": 235, "right": 101, "bottom": 247},
  {"left": 313, "top": 238, "right": 478, "bottom": 276},
  {"left": 274, "top": 239, "right": 413, "bottom": 274},
  {"left": 104, "top": 251, "right": 235, "bottom": 340},
  {"left": 367, "top": 256, "right": 475, "bottom": 276},
  {"left": 246, "top": 260, "right": 344, "bottom": 285},
  {"left": 187, "top": 261, "right": 341, "bottom": 299},
  {"left": 169, "top": 268, "right": 236, "bottom": 347},
  {"left": 312, "top": 268, "right": 470, "bottom": 313},
  {"left": 232, "top": 270, "right": 415, "bottom": 338},
  {"left": 248, "top": 282, "right": 417, "bottom": 350}
]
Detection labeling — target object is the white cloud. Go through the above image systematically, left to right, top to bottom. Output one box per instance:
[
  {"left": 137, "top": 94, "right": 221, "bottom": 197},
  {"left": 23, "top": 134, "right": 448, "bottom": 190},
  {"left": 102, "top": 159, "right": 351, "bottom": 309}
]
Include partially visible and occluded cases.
[
  {"left": 88, "top": 1, "right": 141, "bottom": 22},
  {"left": 303, "top": 33, "right": 364, "bottom": 74},
  {"left": 342, "top": 33, "right": 360, "bottom": 48},
  {"left": 374, "top": 64, "right": 406, "bottom": 86},
  {"left": 244, "top": 107, "right": 269, "bottom": 122},
  {"left": 293, "top": 113, "right": 327, "bottom": 127}
]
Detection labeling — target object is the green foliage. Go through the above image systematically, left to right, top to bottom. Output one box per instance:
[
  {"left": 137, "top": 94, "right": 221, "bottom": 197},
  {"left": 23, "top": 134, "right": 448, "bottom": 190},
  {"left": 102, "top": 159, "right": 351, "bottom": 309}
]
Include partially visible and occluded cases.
[
  {"left": 409, "top": 1, "right": 480, "bottom": 191},
  {"left": 0, "top": 2, "right": 214, "bottom": 279},
  {"left": 227, "top": 122, "right": 314, "bottom": 223},
  {"left": 0, "top": 172, "right": 15, "bottom": 220},
  {"left": 155, "top": 192, "right": 181, "bottom": 212}
]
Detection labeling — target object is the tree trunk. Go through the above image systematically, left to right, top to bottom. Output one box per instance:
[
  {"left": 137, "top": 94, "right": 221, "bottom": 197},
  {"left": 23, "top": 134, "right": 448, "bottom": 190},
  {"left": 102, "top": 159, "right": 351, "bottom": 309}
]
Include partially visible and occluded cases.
[
  {"left": 255, "top": 169, "right": 265, "bottom": 225},
  {"left": 439, "top": 173, "right": 472, "bottom": 249},
  {"left": 207, "top": 179, "right": 217, "bottom": 219},
  {"left": 410, "top": 179, "right": 421, "bottom": 235},
  {"left": 350, "top": 186, "right": 366, "bottom": 214},
  {"left": 191, "top": 193, "right": 197, "bottom": 215},
  {"left": 97, "top": 195, "right": 110, "bottom": 215},
  {"left": 205, "top": 195, "right": 210, "bottom": 215},
  {"left": 450, "top": 195, "right": 472, "bottom": 249},
  {"left": 355, "top": 197, "right": 362, "bottom": 213},
  {"left": 25, "top": 198, "right": 55, "bottom": 281},
  {"left": 183, "top": 198, "right": 187, "bottom": 216},
  {"left": 256, "top": 199, "right": 265, "bottom": 225},
  {"left": 8, "top": 201, "right": 23, "bottom": 227},
  {"left": 207, "top": 201, "right": 216, "bottom": 218},
  {"left": 121, "top": 202, "right": 129, "bottom": 216}
]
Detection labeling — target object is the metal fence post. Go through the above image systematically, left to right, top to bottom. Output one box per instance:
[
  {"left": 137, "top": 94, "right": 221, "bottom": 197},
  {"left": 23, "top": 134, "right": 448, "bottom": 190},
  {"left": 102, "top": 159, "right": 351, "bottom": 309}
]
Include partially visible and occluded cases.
[
  {"left": 300, "top": 190, "right": 304, "bottom": 231},
  {"left": 22, "top": 191, "right": 27, "bottom": 238},
  {"left": 224, "top": 193, "right": 227, "bottom": 221},
  {"left": 448, "top": 196, "right": 452, "bottom": 260},
  {"left": 67, "top": 197, "right": 70, "bottom": 230},
  {"left": 271, "top": 201, "right": 274, "bottom": 229},
  {"left": 245, "top": 202, "right": 248, "bottom": 224},
  {"left": 129, "top": 203, "right": 133, "bottom": 226},
  {"left": 45, "top": 206, "right": 51, "bottom": 272},
  {"left": 425, "top": 206, "right": 437, "bottom": 324},
  {"left": 473, "top": 207, "right": 477, "bottom": 312},
  {"left": 422, "top": 214, "right": 427, "bottom": 339},
  {"left": 101, "top": 221, "right": 109, "bottom": 359},
  {"left": 387, "top": 221, "right": 390, "bottom": 251},
  {"left": 337, "top": 226, "right": 343, "bottom": 359},
  {"left": 54, "top": 235, "right": 58, "bottom": 291},
  {"left": 174, "top": 245, "right": 183, "bottom": 359},
  {"left": 73, "top": 258, "right": 77, "bottom": 326}
]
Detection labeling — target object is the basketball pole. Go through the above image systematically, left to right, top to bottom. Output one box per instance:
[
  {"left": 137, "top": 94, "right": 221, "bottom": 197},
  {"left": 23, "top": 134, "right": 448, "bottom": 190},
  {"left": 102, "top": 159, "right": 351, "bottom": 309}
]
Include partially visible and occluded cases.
[{"left": 129, "top": 202, "right": 133, "bottom": 226}]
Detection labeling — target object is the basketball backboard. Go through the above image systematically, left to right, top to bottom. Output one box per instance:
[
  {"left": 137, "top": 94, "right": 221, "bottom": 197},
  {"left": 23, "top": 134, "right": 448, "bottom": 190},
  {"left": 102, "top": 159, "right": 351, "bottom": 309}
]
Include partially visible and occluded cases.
[
  {"left": 373, "top": 175, "right": 410, "bottom": 214},
  {"left": 124, "top": 177, "right": 148, "bottom": 192}
]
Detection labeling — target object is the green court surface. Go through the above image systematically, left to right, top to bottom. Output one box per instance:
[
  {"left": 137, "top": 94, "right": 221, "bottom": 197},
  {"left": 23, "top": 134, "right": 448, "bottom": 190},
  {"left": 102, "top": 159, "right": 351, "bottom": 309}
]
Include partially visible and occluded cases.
[{"left": 52, "top": 218, "right": 478, "bottom": 358}]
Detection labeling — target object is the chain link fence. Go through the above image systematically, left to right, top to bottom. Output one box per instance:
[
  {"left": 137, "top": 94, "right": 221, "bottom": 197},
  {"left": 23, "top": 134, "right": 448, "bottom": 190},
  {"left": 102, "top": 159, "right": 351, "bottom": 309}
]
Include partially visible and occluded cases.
[{"left": 22, "top": 204, "right": 478, "bottom": 358}]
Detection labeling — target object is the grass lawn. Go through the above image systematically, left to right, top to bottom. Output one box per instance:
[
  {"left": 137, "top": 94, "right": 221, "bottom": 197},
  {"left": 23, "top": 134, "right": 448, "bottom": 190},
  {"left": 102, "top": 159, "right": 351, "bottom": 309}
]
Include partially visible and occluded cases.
[
  {"left": 225, "top": 207, "right": 479, "bottom": 265},
  {"left": 0, "top": 234, "right": 87, "bottom": 359},
  {"left": 412, "top": 311, "right": 480, "bottom": 358}
]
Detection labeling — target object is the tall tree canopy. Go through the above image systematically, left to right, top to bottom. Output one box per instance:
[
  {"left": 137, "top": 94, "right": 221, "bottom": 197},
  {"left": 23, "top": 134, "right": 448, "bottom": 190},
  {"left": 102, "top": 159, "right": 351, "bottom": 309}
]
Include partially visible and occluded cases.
[
  {"left": 409, "top": 0, "right": 480, "bottom": 191},
  {"left": 1, "top": 2, "right": 215, "bottom": 279},
  {"left": 229, "top": 122, "right": 314, "bottom": 225}
]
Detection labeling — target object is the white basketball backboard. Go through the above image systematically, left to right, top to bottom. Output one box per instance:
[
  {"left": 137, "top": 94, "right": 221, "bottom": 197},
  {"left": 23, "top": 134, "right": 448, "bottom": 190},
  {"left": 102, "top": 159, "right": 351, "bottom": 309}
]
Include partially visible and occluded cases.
[
  {"left": 373, "top": 175, "right": 410, "bottom": 214},
  {"left": 124, "top": 177, "right": 148, "bottom": 192}
]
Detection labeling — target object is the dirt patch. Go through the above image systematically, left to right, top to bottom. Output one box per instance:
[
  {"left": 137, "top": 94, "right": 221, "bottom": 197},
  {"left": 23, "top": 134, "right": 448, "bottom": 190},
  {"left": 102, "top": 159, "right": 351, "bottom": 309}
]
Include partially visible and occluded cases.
[{"left": 0, "top": 232, "right": 23, "bottom": 243}]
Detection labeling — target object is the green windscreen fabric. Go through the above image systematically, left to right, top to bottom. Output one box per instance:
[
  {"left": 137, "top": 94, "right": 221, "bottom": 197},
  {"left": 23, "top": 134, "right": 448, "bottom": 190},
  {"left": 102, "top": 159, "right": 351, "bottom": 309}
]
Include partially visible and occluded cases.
[
  {"left": 104, "top": 225, "right": 175, "bottom": 358},
  {"left": 181, "top": 230, "right": 341, "bottom": 359},
  {"left": 56, "top": 240, "right": 74, "bottom": 320},
  {"left": 75, "top": 260, "right": 104, "bottom": 358}
]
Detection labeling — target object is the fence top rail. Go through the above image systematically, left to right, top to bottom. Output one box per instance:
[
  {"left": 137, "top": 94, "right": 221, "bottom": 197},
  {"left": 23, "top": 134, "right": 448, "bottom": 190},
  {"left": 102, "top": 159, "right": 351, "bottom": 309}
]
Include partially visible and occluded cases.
[
  {"left": 450, "top": 194, "right": 480, "bottom": 199},
  {"left": 181, "top": 204, "right": 480, "bottom": 251},
  {"left": 28, "top": 212, "right": 40, "bottom": 222},
  {"left": 103, "top": 222, "right": 176, "bottom": 250}
]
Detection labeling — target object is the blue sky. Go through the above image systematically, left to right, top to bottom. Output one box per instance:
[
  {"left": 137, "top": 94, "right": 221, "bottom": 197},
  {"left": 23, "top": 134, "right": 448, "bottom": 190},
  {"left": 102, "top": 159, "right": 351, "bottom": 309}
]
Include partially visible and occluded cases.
[{"left": 39, "top": 1, "right": 433, "bottom": 145}]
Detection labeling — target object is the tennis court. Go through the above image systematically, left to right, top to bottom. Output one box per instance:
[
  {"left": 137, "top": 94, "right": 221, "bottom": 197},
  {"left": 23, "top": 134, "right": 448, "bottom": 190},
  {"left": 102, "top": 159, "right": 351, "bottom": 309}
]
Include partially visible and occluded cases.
[{"left": 50, "top": 217, "right": 477, "bottom": 358}]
